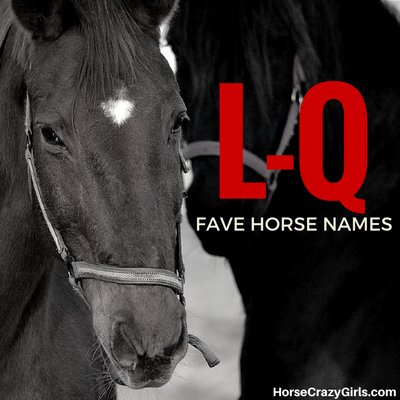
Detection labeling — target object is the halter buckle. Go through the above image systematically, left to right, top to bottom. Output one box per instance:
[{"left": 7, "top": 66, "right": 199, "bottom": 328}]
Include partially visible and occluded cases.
[
  {"left": 291, "top": 84, "right": 304, "bottom": 105},
  {"left": 26, "top": 128, "right": 33, "bottom": 152},
  {"left": 179, "top": 146, "right": 190, "bottom": 174}
]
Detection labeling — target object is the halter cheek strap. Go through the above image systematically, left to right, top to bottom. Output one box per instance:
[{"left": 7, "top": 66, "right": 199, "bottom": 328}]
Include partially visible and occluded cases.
[
  {"left": 183, "top": 55, "right": 306, "bottom": 211},
  {"left": 24, "top": 94, "right": 219, "bottom": 368},
  {"left": 25, "top": 111, "right": 185, "bottom": 305}
]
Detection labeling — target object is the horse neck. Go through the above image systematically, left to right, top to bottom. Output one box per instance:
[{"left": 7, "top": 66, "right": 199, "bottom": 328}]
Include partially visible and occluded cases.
[
  {"left": 304, "top": 0, "right": 400, "bottom": 83},
  {"left": 0, "top": 31, "right": 51, "bottom": 354}
]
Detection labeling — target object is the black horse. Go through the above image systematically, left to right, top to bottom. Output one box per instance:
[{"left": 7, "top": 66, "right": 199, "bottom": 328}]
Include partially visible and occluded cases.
[
  {"left": 0, "top": 0, "right": 192, "bottom": 398},
  {"left": 170, "top": 0, "right": 400, "bottom": 398}
]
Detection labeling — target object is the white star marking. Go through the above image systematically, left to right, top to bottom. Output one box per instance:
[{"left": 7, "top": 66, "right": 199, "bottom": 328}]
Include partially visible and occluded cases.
[{"left": 101, "top": 91, "right": 135, "bottom": 126}]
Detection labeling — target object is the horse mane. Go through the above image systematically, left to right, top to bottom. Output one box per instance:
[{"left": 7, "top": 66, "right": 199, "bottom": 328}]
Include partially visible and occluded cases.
[
  {"left": 3, "top": 0, "right": 152, "bottom": 101},
  {"left": 168, "top": 0, "right": 325, "bottom": 123},
  {"left": 169, "top": 0, "right": 400, "bottom": 120},
  {"left": 0, "top": 1, "right": 13, "bottom": 54}
]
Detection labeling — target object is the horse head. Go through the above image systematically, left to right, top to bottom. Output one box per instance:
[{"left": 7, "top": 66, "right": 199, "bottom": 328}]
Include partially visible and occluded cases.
[
  {"left": 12, "top": 0, "right": 188, "bottom": 389},
  {"left": 169, "top": 0, "right": 326, "bottom": 257},
  {"left": 169, "top": 0, "right": 307, "bottom": 257}
]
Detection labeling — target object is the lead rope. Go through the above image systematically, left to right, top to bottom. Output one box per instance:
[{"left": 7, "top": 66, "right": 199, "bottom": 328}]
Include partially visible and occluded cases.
[
  {"left": 24, "top": 93, "right": 219, "bottom": 368},
  {"left": 177, "top": 155, "right": 220, "bottom": 368}
]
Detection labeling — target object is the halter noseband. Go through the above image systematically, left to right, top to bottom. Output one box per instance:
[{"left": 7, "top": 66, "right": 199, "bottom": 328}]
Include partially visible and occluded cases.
[
  {"left": 183, "top": 55, "right": 306, "bottom": 211},
  {"left": 24, "top": 94, "right": 219, "bottom": 368}
]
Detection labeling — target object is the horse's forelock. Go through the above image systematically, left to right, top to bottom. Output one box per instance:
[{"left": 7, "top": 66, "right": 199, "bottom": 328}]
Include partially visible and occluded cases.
[
  {"left": 7, "top": 0, "right": 162, "bottom": 103},
  {"left": 70, "top": 0, "right": 147, "bottom": 102}
]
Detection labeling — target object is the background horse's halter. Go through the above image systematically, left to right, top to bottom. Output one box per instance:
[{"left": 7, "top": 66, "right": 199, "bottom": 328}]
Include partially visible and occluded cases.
[
  {"left": 183, "top": 56, "right": 306, "bottom": 211},
  {"left": 24, "top": 94, "right": 219, "bottom": 368}
]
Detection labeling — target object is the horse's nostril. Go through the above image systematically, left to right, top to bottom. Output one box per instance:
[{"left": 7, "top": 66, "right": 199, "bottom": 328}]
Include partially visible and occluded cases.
[{"left": 111, "top": 322, "right": 138, "bottom": 369}]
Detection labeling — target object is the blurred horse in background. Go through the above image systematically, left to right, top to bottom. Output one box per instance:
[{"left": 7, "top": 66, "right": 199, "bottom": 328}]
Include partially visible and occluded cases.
[{"left": 170, "top": 0, "right": 400, "bottom": 398}]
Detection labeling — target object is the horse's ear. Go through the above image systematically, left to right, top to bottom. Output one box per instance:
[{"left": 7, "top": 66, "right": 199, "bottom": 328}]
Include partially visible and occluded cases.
[
  {"left": 11, "top": 0, "right": 67, "bottom": 40},
  {"left": 133, "top": 0, "right": 179, "bottom": 29}
]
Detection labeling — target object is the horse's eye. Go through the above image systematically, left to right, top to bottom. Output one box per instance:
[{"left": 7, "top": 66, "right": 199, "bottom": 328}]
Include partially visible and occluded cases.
[
  {"left": 171, "top": 114, "right": 189, "bottom": 134},
  {"left": 41, "top": 126, "right": 64, "bottom": 147}
]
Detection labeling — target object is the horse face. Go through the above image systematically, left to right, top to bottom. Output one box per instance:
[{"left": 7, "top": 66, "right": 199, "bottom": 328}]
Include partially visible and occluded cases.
[{"left": 13, "top": 0, "right": 188, "bottom": 389}]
